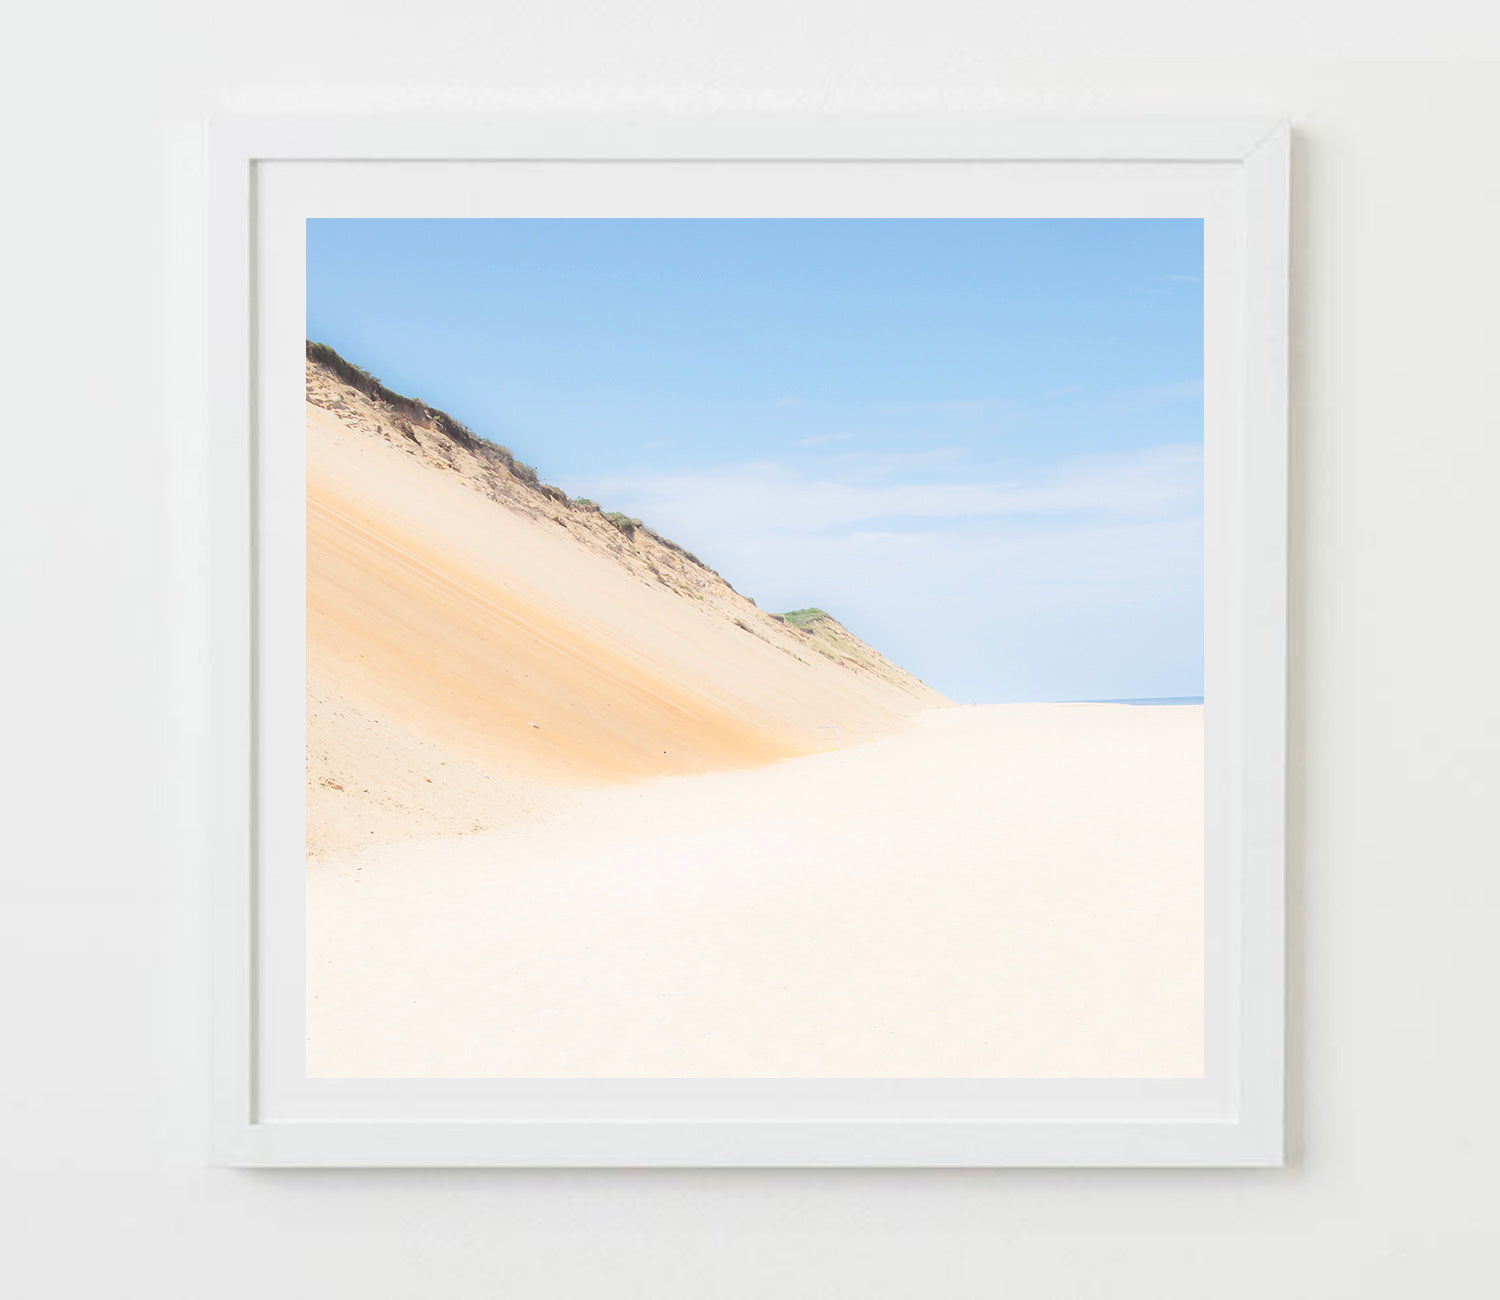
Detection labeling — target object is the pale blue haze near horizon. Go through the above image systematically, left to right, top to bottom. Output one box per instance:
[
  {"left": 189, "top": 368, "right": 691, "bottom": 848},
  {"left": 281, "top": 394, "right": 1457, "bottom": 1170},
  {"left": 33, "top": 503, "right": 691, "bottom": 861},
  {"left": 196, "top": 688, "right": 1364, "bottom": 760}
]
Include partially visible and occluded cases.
[{"left": 308, "top": 218, "right": 1203, "bottom": 704}]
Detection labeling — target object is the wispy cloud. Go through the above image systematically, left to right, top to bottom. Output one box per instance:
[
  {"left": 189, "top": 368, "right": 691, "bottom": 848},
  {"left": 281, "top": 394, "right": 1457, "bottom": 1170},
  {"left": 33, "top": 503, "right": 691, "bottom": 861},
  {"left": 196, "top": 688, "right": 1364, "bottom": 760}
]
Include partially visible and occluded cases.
[
  {"left": 1081, "top": 379, "right": 1203, "bottom": 421},
  {"left": 561, "top": 441, "right": 1203, "bottom": 703},
  {"left": 566, "top": 443, "right": 1201, "bottom": 543}
]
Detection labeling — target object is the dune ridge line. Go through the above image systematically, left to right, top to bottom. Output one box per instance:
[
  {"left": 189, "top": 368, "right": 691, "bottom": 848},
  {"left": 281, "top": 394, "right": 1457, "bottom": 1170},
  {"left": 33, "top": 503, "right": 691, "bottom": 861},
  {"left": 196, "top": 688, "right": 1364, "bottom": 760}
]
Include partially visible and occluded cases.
[{"left": 305, "top": 341, "right": 952, "bottom": 855}]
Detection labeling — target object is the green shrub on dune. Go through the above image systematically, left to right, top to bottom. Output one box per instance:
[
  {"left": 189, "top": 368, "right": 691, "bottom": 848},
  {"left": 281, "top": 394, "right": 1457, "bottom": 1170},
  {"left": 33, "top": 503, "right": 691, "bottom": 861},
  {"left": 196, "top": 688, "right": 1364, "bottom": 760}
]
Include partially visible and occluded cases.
[
  {"left": 604, "top": 511, "right": 643, "bottom": 539},
  {"left": 778, "top": 608, "right": 832, "bottom": 630}
]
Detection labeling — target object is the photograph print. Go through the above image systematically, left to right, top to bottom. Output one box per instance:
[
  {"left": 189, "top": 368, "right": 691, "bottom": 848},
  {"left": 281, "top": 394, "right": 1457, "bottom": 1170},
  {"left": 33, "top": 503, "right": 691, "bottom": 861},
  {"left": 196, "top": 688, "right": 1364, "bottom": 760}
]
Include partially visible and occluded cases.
[{"left": 303, "top": 217, "right": 1205, "bottom": 1079}]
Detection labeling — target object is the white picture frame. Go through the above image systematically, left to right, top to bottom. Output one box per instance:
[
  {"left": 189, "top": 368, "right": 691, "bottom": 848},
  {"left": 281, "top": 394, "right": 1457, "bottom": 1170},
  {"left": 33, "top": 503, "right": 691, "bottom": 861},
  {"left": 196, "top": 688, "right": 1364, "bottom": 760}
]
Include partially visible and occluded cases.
[{"left": 208, "top": 114, "right": 1288, "bottom": 1167}]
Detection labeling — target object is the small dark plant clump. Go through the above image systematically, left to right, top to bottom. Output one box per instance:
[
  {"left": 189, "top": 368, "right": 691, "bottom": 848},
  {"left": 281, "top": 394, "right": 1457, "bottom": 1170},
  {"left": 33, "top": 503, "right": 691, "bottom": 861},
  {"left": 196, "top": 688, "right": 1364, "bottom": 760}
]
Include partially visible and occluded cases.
[
  {"left": 308, "top": 338, "right": 537, "bottom": 477},
  {"left": 307, "top": 340, "right": 389, "bottom": 403},
  {"left": 432, "top": 412, "right": 481, "bottom": 451},
  {"left": 539, "top": 484, "right": 570, "bottom": 504},
  {"left": 604, "top": 512, "right": 643, "bottom": 540},
  {"left": 637, "top": 526, "right": 713, "bottom": 574},
  {"left": 643, "top": 527, "right": 682, "bottom": 557}
]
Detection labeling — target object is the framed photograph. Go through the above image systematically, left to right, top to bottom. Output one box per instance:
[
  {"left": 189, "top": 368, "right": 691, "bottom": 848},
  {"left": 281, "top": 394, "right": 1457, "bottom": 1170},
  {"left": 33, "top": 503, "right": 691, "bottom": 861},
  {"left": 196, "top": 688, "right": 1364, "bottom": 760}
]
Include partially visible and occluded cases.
[{"left": 209, "top": 115, "right": 1288, "bottom": 1166}]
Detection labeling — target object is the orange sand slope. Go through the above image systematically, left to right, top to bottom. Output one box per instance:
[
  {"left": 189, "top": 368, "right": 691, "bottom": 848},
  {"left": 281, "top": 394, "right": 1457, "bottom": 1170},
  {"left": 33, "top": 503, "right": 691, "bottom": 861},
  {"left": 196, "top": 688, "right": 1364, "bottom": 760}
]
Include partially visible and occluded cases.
[{"left": 307, "top": 361, "right": 950, "bottom": 850}]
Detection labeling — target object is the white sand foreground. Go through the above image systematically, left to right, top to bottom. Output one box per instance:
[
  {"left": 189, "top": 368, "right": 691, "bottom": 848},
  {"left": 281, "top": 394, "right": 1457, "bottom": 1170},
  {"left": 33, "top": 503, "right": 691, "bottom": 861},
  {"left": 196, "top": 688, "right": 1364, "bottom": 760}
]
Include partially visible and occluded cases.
[{"left": 307, "top": 702, "right": 1203, "bottom": 1078}]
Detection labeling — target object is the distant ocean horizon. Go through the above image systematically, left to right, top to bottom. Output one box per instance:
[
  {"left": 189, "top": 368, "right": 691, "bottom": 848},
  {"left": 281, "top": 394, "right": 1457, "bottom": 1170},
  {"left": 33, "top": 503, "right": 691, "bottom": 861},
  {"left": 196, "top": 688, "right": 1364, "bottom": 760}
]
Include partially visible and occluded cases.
[
  {"left": 970, "top": 696, "right": 1206, "bottom": 707},
  {"left": 1081, "top": 696, "right": 1204, "bottom": 706}
]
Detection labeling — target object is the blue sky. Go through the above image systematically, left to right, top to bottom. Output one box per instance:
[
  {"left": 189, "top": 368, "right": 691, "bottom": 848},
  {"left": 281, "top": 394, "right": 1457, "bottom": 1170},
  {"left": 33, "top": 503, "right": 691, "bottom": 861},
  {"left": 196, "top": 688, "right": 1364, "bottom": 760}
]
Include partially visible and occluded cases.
[{"left": 308, "top": 218, "right": 1203, "bottom": 703}]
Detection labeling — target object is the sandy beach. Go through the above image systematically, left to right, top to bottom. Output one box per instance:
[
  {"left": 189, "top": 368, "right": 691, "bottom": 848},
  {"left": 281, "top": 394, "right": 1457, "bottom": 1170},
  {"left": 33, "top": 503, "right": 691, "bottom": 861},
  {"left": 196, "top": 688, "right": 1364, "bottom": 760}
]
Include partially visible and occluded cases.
[
  {"left": 304, "top": 353, "right": 1203, "bottom": 1079},
  {"left": 308, "top": 702, "right": 1203, "bottom": 1078}
]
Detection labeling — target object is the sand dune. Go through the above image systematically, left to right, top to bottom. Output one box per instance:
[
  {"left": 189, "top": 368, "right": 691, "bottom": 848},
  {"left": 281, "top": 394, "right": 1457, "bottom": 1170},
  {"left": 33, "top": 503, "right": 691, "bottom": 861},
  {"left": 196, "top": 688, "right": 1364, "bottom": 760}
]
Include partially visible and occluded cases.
[
  {"left": 305, "top": 352, "right": 1202, "bottom": 1079},
  {"left": 306, "top": 358, "right": 948, "bottom": 855},
  {"left": 308, "top": 703, "right": 1204, "bottom": 1078}
]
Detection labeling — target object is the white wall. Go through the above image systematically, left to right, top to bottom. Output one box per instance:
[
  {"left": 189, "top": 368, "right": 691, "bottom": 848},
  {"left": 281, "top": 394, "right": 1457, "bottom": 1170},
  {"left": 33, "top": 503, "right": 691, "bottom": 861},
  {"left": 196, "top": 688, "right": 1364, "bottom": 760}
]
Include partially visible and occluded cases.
[{"left": 5, "top": 4, "right": 1500, "bottom": 1294}]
